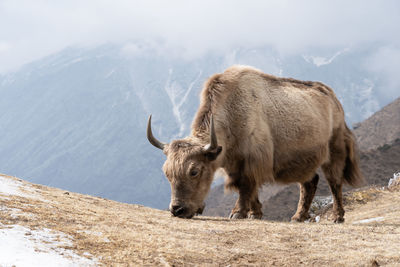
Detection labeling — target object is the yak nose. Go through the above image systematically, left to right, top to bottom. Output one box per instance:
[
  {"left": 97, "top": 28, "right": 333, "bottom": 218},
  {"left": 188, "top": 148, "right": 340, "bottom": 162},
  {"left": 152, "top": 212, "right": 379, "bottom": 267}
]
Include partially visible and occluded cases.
[{"left": 170, "top": 205, "right": 186, "bottom": 217}]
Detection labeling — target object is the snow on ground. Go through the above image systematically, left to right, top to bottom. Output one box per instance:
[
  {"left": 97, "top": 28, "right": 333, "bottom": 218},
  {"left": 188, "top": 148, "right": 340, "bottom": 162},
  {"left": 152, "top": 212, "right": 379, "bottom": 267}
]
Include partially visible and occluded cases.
[
  {"left": 388, "top": 172, "right": 400, "bottom": 188},
  {"left": 0, "top": 173, "right": 45, "bottom": 202},
  {"left": 0, "top": 174, "right": 97, "bottom": 266},
  {"left": 0, "top": 174, "right": 35, "bottom": 199},
  {"left": 0, "top": 206, "right": 26, "bottom": 219},
  {"left": 353, "top": 217, "right": 385, "bottom": 224},
  {"left": 0, "top": 224, "right": 96, "bottom": 266}
]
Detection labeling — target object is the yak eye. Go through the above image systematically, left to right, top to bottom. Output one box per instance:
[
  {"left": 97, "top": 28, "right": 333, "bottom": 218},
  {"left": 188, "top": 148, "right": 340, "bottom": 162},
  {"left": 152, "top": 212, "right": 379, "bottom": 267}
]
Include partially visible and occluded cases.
[{"left": 190, "top": 169, "right": 199, "bottom": 177}]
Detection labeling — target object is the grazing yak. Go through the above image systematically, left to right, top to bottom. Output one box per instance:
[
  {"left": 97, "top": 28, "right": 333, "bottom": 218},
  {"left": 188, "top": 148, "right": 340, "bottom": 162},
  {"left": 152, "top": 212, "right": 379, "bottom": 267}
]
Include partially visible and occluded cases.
[{"left": 147, "top": 65, "right": 363, "bottom": 223}]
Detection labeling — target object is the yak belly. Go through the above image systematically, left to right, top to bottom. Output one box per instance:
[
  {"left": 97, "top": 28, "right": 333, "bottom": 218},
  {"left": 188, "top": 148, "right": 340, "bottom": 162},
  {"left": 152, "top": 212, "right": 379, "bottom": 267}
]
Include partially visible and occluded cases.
[{"left": 273, "top": 144, "right": 328, "bottom": 184}]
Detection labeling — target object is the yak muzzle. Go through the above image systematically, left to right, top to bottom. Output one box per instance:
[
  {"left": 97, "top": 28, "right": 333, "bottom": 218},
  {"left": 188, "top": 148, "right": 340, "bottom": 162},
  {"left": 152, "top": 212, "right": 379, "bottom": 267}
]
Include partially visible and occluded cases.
[{"left": 170, "top": 205, "right": 187, "bottom": 217}]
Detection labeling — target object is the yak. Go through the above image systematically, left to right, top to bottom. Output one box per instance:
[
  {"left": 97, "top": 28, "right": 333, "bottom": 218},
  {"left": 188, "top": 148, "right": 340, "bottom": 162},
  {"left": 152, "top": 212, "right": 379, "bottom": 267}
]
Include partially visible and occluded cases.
[{"left": 147, "top": 65, "right": 363, "bottom": 223}]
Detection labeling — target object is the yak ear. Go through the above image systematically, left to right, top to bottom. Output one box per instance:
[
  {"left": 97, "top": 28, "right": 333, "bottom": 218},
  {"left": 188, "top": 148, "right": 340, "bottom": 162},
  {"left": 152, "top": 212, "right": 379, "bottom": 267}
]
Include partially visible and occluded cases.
[{"left": 204, "top": 145, "right": 222, "bottom": 161}]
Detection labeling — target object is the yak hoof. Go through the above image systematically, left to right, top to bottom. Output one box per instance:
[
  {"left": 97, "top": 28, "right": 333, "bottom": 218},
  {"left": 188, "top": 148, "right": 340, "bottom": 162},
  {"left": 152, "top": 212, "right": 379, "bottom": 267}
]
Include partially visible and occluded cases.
[
  {"left": 229, "top": 212, "right": 246, "bottom": 219},
  {"left": 248, "top": 214, "right": 262, "bottom": 220},
  {"left": 290, "top": 214, "right": 310, "bottom": 223},
  {"left": 334, "top": 217, "right": 345, "bottom": 223}
]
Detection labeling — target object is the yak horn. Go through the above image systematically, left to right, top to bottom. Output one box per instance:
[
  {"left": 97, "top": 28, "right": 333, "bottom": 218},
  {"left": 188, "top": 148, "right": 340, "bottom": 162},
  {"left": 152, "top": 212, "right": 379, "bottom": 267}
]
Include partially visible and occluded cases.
[
  {"left": 147, "top": 115, "right": 166, "bottom": 150},
  {"left": 205, "top": 115, "right": 218, "bottom": 151}
]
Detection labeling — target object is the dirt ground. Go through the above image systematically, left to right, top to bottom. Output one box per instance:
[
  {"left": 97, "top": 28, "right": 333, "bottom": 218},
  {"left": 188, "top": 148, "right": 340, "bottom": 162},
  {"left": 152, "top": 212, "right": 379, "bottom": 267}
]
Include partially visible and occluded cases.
[{"left": 1, "top": 174, "right": 400, "bottom": 266}]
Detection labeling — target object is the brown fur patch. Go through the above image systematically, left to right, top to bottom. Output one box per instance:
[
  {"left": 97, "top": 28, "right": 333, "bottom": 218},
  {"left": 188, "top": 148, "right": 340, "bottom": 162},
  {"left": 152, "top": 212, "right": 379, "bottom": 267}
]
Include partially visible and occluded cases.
[{"left": 192, "top": 73, "right": 224, "bottom": 133}]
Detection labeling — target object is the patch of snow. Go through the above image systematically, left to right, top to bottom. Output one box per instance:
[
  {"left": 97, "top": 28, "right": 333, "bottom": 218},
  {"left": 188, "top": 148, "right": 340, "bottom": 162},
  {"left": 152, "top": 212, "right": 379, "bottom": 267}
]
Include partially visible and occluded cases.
[
  {"left": 303, "top": 48, "right": 350, "bottom": 67},
  {"left": 60, "top": 57, "right": 84, "bottom": 68},
  {"left": 105, "top": 69, "right": 115, "bottom": 78},
  {"left": 164, "top": 69, "right": 202, "bottom": 137},
  {"left": 164, "top": 69, "right": 181, "bottom": 128},
  {"left": 178, "top": 70, "right": 202, "bottom": 111},
  {"left": 355, "top": 79, "right": 380, "bottom": 120},
  {"left": 388, "top": 172, "right": 400, "bottom": 188},
  {"left": 0, "top": 174, "right": 38, "bottom": 199},
  {"left": 0, "top": 206, "right": 27, "bottom": 219},
  {"left": 353, "top": 217, "right": 385, "bottom": 224},
  {"left": 0, "top": 224, "right": 97, "bottom": 266}
]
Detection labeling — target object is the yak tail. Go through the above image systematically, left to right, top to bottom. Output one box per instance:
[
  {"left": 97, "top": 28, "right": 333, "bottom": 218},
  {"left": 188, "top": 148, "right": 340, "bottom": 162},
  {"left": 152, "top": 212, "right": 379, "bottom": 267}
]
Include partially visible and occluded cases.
[{"left": 343, "top": 125, "right": 365, "bottom": 187}]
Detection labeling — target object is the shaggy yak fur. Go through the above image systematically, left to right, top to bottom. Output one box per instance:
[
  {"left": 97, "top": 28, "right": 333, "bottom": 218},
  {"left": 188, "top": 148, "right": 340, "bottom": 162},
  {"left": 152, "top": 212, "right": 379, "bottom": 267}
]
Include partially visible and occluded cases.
[{"left": 147, "top": 65, "right": 364, "bottom": 222}]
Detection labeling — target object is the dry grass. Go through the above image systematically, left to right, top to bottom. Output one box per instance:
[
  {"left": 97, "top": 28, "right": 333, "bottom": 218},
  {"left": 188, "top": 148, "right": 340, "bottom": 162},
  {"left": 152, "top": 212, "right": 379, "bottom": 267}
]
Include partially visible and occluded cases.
[{"left": 1, "top": 174, "right": 400, "bottom": 266}]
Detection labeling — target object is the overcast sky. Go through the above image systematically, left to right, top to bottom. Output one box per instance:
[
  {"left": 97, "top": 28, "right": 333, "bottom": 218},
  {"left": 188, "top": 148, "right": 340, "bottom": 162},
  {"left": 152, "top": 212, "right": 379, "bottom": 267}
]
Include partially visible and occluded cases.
[{"left": 0, "top": 0, "right": 400, "bottom": 74}]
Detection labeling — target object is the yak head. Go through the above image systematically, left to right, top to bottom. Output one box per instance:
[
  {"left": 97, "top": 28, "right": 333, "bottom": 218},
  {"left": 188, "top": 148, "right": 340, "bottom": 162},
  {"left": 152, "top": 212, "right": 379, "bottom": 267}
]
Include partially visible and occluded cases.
[{"left": 147, "top": 115, "right": 222, "bottom": 219}]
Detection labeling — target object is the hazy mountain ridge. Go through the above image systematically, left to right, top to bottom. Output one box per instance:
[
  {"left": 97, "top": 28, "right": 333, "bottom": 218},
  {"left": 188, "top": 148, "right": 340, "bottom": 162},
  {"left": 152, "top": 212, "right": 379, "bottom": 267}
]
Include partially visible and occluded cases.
[
  {"left": 0, "top": 42, "right": 398, "bottom": 209},
  {"left": 0, "top": 45, "right": 172, "bottom": 208}
]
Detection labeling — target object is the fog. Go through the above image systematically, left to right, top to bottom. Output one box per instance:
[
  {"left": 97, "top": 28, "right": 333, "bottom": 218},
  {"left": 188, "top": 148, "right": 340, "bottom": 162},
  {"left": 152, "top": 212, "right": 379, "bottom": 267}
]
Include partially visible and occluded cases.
[{"left": 1, "top": 0, "right": 400, "bottom": 88}]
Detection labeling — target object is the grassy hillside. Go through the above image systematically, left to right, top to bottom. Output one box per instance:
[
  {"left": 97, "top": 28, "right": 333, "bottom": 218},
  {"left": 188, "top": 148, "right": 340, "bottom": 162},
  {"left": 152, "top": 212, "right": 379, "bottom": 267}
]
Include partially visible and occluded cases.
[{"left": 1, "top": 173, "right": 400, "bottom": 266}]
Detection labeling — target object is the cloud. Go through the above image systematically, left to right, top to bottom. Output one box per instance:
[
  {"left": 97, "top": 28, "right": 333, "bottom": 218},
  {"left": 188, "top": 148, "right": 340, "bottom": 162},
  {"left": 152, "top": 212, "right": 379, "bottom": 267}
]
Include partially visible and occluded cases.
[
  {"left": 0, "top": 0, "right": 399, "bottom": 73},
  {"left": 0, "top": 41, "right": 11, "bottom": 53},
  {"left": 365, "top": 45, "right": 400, "bottom": 103}
]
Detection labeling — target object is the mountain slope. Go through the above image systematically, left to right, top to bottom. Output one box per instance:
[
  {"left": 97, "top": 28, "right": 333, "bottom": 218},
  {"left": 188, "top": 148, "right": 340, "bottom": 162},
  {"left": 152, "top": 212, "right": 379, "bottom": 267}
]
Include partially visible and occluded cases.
[
  {"left": 0, "top": 45, "right": 176, "bottom": 209},
  {"left": 353, "top": 97, "right": 400, "bottom": 151},
  {"left": 360, "top": 138, "right": 400, "bottom": 185},
  {"left": 1, "top": 173, "right": 400, "bottom": 266}
]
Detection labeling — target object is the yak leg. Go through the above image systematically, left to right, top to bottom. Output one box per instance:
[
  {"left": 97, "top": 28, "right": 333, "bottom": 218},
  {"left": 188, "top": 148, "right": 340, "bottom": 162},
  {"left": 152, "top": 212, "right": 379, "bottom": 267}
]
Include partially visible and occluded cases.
[
  {"left": 322, "top": 136, "right": 346, "bottom": 223},
  {"left": 228, "top": 159, "right": 263, "bottom": 219},
  {"left": 291, "top": 174, "right": 319, "bottom": 222},
  {"left": 228, "top": 176, "right": 260, "bottom": 219},
  {"left": 326, "top": 179, "right": 345, "bottom": 223},
  {"left": 229, "top": 186, "right": 252, "bottom": 219},
  {"left": 229, "top": 187, "right": 262, "bottom": 219},
  {"left": 248, "top": 195, "right": 263, "bottom": 219}
]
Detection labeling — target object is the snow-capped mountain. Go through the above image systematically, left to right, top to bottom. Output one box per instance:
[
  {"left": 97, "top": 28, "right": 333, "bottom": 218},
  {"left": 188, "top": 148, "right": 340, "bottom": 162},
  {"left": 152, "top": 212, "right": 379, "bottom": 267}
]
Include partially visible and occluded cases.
[{"left": 0, "top": 43, "right": 397, "bottom": 209}]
